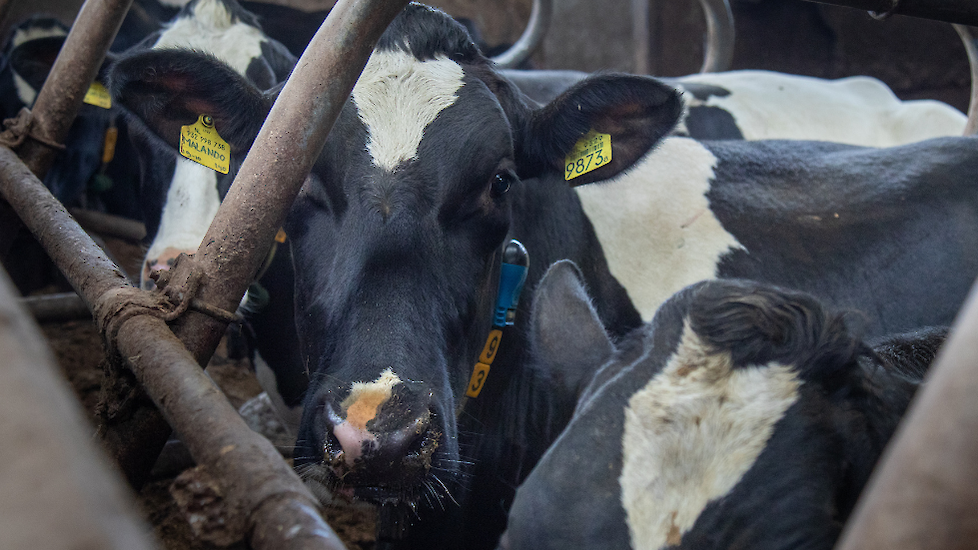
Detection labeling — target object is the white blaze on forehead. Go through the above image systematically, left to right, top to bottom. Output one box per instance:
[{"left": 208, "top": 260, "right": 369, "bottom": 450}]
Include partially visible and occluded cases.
[
  {"left": 152, "top": 0, "right": 265, "bottom": 76},
  {"left": 352, "top": 49, "right": 465, "bottom": 171},
  {"left": 576, "top": 137, "right": 743, "bottom": 321},
  {"left": 142, "top": 158, "right": 220, "bottom": 284},
  {"left": 619, "top": 323, "right": 801, "bottom": 550},
  {"left": 340, "top": 368, "right": 403, "bottom": 431}
]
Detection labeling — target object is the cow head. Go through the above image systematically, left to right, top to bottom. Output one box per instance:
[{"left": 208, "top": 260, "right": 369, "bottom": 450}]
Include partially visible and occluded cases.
[
  {"left": 111, "top": 0, "right": 295, "bottom": 289},
  {"left": 110, "top": 2, "right": 681, "bottom": 518}
]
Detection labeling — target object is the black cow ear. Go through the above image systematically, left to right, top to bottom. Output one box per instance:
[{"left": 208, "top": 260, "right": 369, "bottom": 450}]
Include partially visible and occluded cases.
[
  {"left": 8, "top": 36, "right": 67, "bottom": 97},
  {"left": 109, "top": 49, "right": 276, "bottom": 154},
  {"left": 517, "top": 74, "right": 682, "bottom": 186},
  {"left": 530, "top": 260, "right": 615, "bottom": 403}
]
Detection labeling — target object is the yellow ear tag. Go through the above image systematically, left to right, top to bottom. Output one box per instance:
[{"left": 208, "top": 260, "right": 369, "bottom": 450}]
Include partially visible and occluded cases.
[
  {"left": 83, "top": 82, "right": 112, "bottom": 109},
  {"left": 180, "top": 115, "right": 230, "bottom": 174},
  {"left": 564, "top": 129, "right": 612, "bottom": 181}
]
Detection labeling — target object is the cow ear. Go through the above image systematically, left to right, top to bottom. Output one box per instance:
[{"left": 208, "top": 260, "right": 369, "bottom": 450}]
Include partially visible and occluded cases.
[
  {"left": 8, "top": 36, "right": 66, "bottom": 97},
  {"left": 109, "top": 49, "right": 275, "bottom": 154},
  {"left": 517, "top": 74, "right": 682, "bottom": 186},
  {"left": 530, "top": 260, "right": 615, "bottom": 403}
]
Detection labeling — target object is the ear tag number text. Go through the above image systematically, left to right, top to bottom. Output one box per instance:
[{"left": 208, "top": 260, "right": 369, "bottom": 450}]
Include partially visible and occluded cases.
[
  {"left": 83, "top": 82, "right": 112, "bottom": 109},
  {"left": 180, "top": 115, "right": 230, "bottom": 174},
  {"left": 564, "top": 129, "right": 612, "bottom": 181}
]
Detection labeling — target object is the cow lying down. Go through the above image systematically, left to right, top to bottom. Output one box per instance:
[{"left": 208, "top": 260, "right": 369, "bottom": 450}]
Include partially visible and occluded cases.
[{"left": 500, "top": 261, "right": 945, "bottom": 550}]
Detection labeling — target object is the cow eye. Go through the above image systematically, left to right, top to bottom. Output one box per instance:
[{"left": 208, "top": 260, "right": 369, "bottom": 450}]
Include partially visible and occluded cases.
[{"left": 490, "top": 171, "right": 514, "bottom": 198}]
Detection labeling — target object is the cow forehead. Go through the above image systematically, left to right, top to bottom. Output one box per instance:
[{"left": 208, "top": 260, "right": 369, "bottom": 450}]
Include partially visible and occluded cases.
[
  {"left": 152, "top": 0, "right": 265, "bottom": 76},
  {"left": 352, "top": 49, "right": 465, "bottom": 172},
  {"left": 619, "top": 323, "right": 800, "bottom": 550}
]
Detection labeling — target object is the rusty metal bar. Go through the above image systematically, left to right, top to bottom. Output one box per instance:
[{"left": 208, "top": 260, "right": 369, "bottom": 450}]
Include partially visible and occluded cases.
[
  {"left": 14, "top": 0, "right": 133, "bottom": 179},
  {"left": 490, "top": 0, "right": 552, "bottom": 68},
  {"left": 699, "top": 0, "right": 735, "bottom": 73},
  {"left": 802, "top": 0, "right": 978, "bottom": 26},
  {"left": 954, "top": 24, "right": 978, "bottom": 136},
  {"left": 0, "top": 145, "right": 348, "bottom": 549},
  {"left": 70, "top": 208, "right": 147, "bottom": 242},
  {"left": 0, "top": 267, "right": 159, "bottom": 550},
  {"left": 834, "top": 284, "right": 978, "bottom": 550},
  {"left": 21, "top": 292, "right": 91, "bottom": 322}
]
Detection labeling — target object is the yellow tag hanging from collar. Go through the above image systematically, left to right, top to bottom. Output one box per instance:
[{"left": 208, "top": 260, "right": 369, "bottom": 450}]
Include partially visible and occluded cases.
[{"left": 180, "top": 115, "right": 230, "bottom": 174}]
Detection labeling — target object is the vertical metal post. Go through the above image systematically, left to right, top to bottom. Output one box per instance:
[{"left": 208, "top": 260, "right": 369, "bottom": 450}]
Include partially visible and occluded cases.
[
  {"left": 14, "top": 0, "right": 133, "bottom": 179},
  {"left": 632, "top": 0, "right": 651, "bottom": 74},
  {"left": 953, "top": 24, "right": 978, "bottom": 136},
  {"left": 834, "top": 282, "right": 978, "bottom": 550}
]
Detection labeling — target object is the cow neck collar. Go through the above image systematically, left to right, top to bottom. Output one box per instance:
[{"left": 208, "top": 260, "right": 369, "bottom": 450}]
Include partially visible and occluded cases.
[{"left": 455, "top": 239, "right": 528, "bottom": 418}]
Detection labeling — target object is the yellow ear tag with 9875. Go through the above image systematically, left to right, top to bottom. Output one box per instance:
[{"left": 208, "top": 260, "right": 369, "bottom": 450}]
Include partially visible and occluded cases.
[
  {"left": 83, "top": 82, "right": 111, "bottom": 109},
  {"left": 180, "top": 115, "right": 230, "bottom": 174},
  {"left": 564, "top": 129, "right": 611, "bottom": 181}
]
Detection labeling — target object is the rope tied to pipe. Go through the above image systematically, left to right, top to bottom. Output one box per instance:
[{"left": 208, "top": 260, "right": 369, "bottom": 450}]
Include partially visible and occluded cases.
[
  {"left": 0, "top": 108, "right": 67, "bottom": 151},
  {"left": 94, "top": 255, "right": 241, "bottom": 361}
]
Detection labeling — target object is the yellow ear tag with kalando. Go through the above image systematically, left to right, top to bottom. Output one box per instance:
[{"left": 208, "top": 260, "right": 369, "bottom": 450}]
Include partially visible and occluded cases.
[
  {"left": 83, "top": 82, "right": 111, "bottom": 109},
  {"left": 180, "top": 115, "right": 230, "bottom": 174},
  {"left": 564, "top": 129, "right": 612, "bottom": 181}
]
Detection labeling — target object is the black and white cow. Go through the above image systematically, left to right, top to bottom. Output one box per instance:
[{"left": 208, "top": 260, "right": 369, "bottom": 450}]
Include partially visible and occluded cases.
[
  {"left": 111, "top": 0, "right": 306, "bottom": 417},
  {"left": 108, "top": 4, "right": 978, "bottom": 549},
  {"left": 503, "top": 68, "right": 967, "bottom": 145},
  {"left": 500, "top": 261, "right": 941, "bottom": 550}
]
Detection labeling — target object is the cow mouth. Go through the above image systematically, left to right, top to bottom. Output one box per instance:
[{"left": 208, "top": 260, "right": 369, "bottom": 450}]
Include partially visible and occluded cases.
[{"left": 298, "top": 424, "right": 458, "bottom": 509}]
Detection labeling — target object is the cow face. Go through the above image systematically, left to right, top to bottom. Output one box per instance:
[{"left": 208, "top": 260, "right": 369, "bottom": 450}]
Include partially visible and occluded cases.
[
  {"left": 112, "top": 0, "right": 295, "bottom": 288},
  {"left": 110, "top": 3, "right": 681, "bottom": 513},
  {"left": 503, "top": 265, "right": 918, "bottom": 550}
]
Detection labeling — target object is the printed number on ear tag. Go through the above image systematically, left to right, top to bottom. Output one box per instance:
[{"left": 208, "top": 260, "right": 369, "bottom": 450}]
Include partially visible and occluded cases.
[
  {"left": 83, "top": 82, "right": 111, "bottom": 109},
  {"left": 180, "top": 115, "right": 230, "bottom": 174},
  {"left": 564, "top": 129, "right": 612, "bottom": 181},
  {"left": 466, "top": 363, "right": 491, "bottom": 398}
]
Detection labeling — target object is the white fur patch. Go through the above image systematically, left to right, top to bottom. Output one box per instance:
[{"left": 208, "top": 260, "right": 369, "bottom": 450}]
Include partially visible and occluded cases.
[
  {"left": 152, "top": 0, "right": 265, "bottom": 76},
  {"left": 352, "top": 49, "right": 465, "bottom": 171},
  {"left": 675, "top": 70, "right": 966, "bottom": 146},
  {"left": 575, "top": 138, "right": 743, "bottom": 321},
  {"left": 141, "top": 158, "right": 220, "bottom": 286},
  {"left": 620, "top": 324, "right": 801, "bottom": 550},
  {"left": 340, "top": 368, "right": 403, "bottom": 431}
]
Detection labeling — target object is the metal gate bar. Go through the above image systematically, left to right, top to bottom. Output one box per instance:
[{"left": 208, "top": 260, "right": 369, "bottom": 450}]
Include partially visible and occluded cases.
[{"left": 801, "top": 0, "right": 978, "bottom": 26}]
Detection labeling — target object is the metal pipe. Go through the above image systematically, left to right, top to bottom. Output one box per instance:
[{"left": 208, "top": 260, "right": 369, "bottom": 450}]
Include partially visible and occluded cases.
[
  {"left": 14, "top": 0, "right": 133, "bottom": 180},
  {"left": 490, "top": 0, "right": 552, "bottom": 68},
  {"left": 632, "top": 0, "right": 651, "bottom": 74},
  {"left": 699, "top": 0, "right": 735, "bottom": 73},
  {"left": 802, "top": 0, "right": 978, "bottom": 26},
  {"left": 953, "top": 24, "right": 978, "bottom": 136},
  {"left": 0, "top": 144, "right": 348, "bottom": 550},
  {"left": 70, "top": 208, "right": 147, "bottom": 242},
  {"left": 0, "top": 267, "right": 159, "bottom": 550},
  {"left": 834, "top": 282, "right": 978, "bottom": 550},
  {"left": 21, "top": 292, "right": 91, "bottom": 322},
  {"left": 116, "top": 314, "right": 348, "bottom": 550}
]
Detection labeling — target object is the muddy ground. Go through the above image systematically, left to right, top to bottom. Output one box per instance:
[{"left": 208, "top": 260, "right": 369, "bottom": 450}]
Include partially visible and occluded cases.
[{"left": 39, "top": 317, "right": 377, "bottom": 549}]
